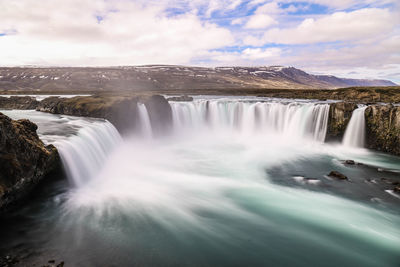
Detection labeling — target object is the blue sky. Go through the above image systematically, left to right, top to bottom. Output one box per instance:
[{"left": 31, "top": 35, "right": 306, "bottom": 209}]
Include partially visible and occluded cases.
[{"left": 0, "top": 0, "right": 399, "bottom": 82}]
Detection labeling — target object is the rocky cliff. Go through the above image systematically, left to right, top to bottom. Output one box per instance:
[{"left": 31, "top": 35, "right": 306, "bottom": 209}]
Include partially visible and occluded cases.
[
  {"left": 36, "top": 95, "right": 172, "bottom": 135},
  {"left": 0, "top": 96, "right": 39, "bottom": 109},
  {"left": 326, "top": 102, "right": 357, "bottom": 141},
  {"left": 326, "top": 103, "right": 400, "bottom": 155},
  {"left": 365, "top": 105, "right": 400, "bottom": 155},
  {"left": 0, "top": 113, "right": 59, "bottom": 212}
]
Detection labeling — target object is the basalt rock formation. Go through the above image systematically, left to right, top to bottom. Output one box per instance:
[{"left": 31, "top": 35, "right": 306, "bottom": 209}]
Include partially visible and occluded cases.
[
  {"left": 36, "top": 95, "right": 172, "bottom": 135},
  {"left": 144, "top": 95, "right": 173, "bottom": 135},
  {"left": 167, "top": 95, "right": 194, "bottom": 102},
  {"left": 0, "top": 96, "right": 39, "bottom": 110},
  {"left": 37, "top": 96, "right": 139, "bottom": 134},
  {"left": 326, "top": 102, "right": 357, "bottom": 141},
  {"left": 365, "top": 104, "right": 400, "bottom": 156},
  {"left": 0, "top": 113, "right": 59, "bottom": 213}
]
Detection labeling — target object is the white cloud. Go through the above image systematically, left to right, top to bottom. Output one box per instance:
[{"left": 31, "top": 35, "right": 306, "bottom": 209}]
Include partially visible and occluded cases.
[
  {"left": 0, "top": 0, "right": 234, "bottom": 66},
  {"left": 0, "top": 0, "right": 398, "bottom": 82},
  {"left": 228, "top": 0, "right": 242, "bottom": 10},
  {"left": 279, "top": 0, "right": 397, "bottom": 9},
  {"left": 255, "top": 2, "right": 282, "bottom": 14},
  {"left": 249, "top": 8, "right": 398, "bottom": 45},
  {"left": 245, "top": 14, "right": 277, "bottom": 29},
  {"left": 231, "top": 18, "right": 244, "bottom": 25},
  {"left": 242, "top": 47, "right": 282, "bottom": 59}
]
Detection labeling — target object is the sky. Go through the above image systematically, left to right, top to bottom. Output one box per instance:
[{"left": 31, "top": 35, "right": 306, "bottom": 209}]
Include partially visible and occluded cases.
[{"left": 0, "top": 0, "right": 399, "bottom": 82}]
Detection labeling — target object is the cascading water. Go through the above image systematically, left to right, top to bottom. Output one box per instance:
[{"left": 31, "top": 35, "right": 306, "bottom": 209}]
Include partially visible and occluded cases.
[
  {"left": 2, "top": 99, "right": 400, "bottom": 267},
  {"left": 170, "top": 100, "right": 330, "bottom": 142},
  {"left": 137, "top": 103, "right": 153, "bottom": 137},
  {"left": 342, "top": 106, "right": 367, "bottom": 148},
  {"left": 54, "top": 120, "right": 122, "bottom": 186}
]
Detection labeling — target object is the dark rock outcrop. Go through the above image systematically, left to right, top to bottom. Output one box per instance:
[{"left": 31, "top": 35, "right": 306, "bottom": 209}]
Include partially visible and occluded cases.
[
  {"left": 36, "top": 94, "right": 172, "bottom": 135},
  {"left": 143, "top": 95, "right": 172, "bottom": 135},
  {"left": 167, "top": 95, "right": 194, "bottom": 102},
  {"left": 0, "top": 96, "right": 39, "bottom": 110},
  {"left": 37, "top": 96, "right": 139, "bottom": 134},
  {"left": 326, "top": 102, "right": 357, "bottom": 141},
  {"left": 365, "top": 104, "right": 400, "bottom": 155},
  {"left": 0, "top": 113, "right": 59, "bottom": 212},
  {"left": 327, "top": 171, "right": 348, "bottom": 180},
  {"left": 394, "top": 186, "right": 400, "bottom": 193}
]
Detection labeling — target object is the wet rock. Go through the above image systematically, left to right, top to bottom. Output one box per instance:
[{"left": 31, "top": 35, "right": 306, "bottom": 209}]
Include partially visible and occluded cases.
[
  {"left": 37, "top": 94, "right": 173, "bottom": 135},
  {"left": 37, "top": 95, "right": 139, "bottom": 134},
  {"left": 143, "top": 95, "right": 172, "bottom": 135},
  {"left": 167, "top": 95, "right": 193, "bottom": 102},
  {"left": 0, "top": 96, "right": 39, "bottom": 110},
  {"left": 326, "top": 102, "right": 357, "bottom": 141},
  {"left": 365, "top": 104, "right": 400, "bottom": 156},
  {"left": 0, "top": 112, "right": 59, "bottom": 213},
  {"left": 344, "top": 160, "right": 355, "bottom": 165},
  {"left": 328, "top": 171, "right": 348, "bottom": 180},
  {"left": 381, "top": 178, "right": 400, "bottom": 185},
  {"left": 394, "top": 186, "right": 400, "bottom": 194},
  {"left": 0, "top": 254, "right": 18, "bottom": 266}
]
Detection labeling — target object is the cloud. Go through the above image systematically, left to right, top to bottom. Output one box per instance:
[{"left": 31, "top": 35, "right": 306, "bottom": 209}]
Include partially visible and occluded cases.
[
  {"left": 0, "top": 0, "right": 234, "bottom": 66},
  {"left": 0, "top": 0, "right": 398, "bottom": 82},
  {"left": 244, "top": 2, "right": 281, "bottom": 29},
  {"left": 247, "top": 8, "right": 398, "bottom": 45},
  {"left": 245, "top": 14, "right": 277, "bottom": 29},
  {"left": 231, "top": 18, "right": 244, "bottom": 25},
  {"left": 241, "top": 47, "right": 282, "bottom": 59}
]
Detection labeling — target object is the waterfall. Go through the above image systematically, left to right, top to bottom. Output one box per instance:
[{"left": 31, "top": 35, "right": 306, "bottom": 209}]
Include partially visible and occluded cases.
[
  {"left": 169, "top": 100, "right": 330, "bottom": 142},
  {"left": 137, "top": 103, "right": 153, "bottom": 137},
  {"left": 342, "top": 106, "right": 367, "bottom": 148},
  {"left": 54, "top": 120, "right": 122, "bottom": 186}
]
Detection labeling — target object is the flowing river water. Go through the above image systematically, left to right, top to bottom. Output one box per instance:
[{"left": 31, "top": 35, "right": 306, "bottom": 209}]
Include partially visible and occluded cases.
[{"left": 1, "top": 97, "right": 400, "bottom": 267}]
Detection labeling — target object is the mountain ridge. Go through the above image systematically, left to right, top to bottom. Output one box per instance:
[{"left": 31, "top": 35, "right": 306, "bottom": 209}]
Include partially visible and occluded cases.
[{"left": 0, "top": 65, "right": 396, "bottom": 92}]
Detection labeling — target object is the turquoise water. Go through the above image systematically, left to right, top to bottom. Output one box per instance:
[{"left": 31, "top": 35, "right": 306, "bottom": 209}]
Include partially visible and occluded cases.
[{"left": 1, "top": 106, "right": 400, "bottom": 267}]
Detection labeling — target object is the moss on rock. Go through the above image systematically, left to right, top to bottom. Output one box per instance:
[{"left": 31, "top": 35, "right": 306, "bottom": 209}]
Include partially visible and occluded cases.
[{"left": 365, "top": 105, "right": 400, "bottom": 155}]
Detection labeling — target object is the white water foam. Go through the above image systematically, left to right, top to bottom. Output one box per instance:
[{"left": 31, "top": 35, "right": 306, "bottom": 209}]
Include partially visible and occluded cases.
[
  {"left": 170, "top": 100, "right": 330, "bottom": 142},
  {"left": 343, "top": 106, "right": 367, "bottom": 148},
  {"left": 54, "top": 121, "right": 122, "bottom": 186}
]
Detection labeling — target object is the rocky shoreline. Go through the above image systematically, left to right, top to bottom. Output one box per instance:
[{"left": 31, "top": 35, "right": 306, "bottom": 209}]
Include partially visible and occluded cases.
[
  {"left": 0, "top": 93, "right": 399, "bottom": 212},
  {"left": 0, "top": 93, "right": 399, "bottom": 154},
  {"left": 0, "top": 113, "right": 59, "bottom": 213}
]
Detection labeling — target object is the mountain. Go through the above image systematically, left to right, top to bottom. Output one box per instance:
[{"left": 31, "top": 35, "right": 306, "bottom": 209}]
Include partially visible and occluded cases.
[{"left": 0, "top": 65, "right": 396, "bottom": 92}]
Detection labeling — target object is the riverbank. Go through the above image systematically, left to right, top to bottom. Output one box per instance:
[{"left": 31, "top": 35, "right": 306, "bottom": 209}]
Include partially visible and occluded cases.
[
  {"left": 1, "top": 86, "right": 400, "bottom": 103},
  {"left": 1, "top": 90, "right": 399, "bottom": 155}
]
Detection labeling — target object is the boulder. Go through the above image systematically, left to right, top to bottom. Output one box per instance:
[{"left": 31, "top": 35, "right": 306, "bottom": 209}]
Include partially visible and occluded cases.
[
  {"left": 0, "top": 112, "right": 59, "bottom": 212},
  {"left": 344, "top": 160, "right": 355, "bottom": 165},
  {"left": 327, "top": 171, "right": 348, "bottom": 180}
]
